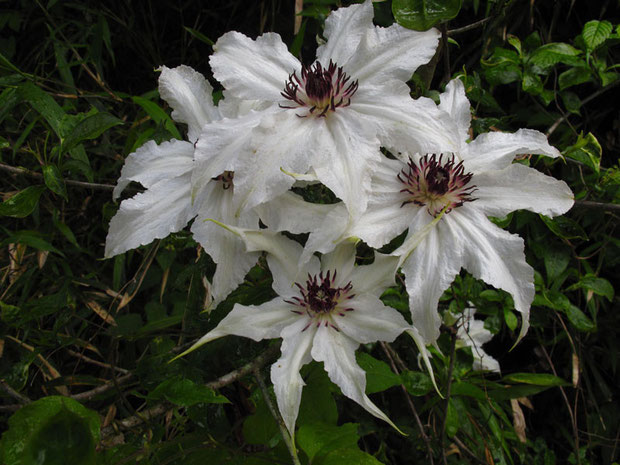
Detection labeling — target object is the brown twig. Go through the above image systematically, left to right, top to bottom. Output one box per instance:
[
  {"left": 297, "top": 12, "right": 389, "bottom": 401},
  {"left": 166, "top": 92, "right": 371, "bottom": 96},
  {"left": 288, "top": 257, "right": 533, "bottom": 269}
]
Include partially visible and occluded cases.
[
  {"left": 448, "top": 17, "right": 493, "bottom": 35},
  {"left": 0, "top": 162, "right": 116, "bottom": 191},
  {"left": 572, "top": 200, "right": 620, "bottom": 214},
  {"left": 380, "top": 342, "right": 435, "bottom": 464},
  {"left": 0, "top": 379, "right": 32, "bottom": 405}
]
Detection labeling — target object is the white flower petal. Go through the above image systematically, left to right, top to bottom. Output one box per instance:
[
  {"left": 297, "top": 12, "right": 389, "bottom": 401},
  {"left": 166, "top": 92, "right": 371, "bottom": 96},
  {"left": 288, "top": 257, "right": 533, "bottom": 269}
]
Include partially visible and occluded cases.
[
  {"left": 316, "top": 0, "right": 373, "bottom": 66},
  {"left": 346, "top": 24, "right": 440, "bottom": 85},
  {"left": 210, "top": 31, "right": 300, "bottom": 102},
  {"left": 158, "top": 65, "right": 220, "bottom": 143},
  {"left": 439, "top": 78, "right": 471, "bottom": 147},
  {"left": 351, "top": 83, "right": 459, "bottom": 155},
  {"left": 192, "top": 108, "right": 274, "bottom": 207},
  {"left": 313, "top": 112, "right": 381, "bottom": 217},
  {"left": 463, "top": 129, "right": 562, "bottom": 173},
  {"left": 113, "top": 139, "right": 194, "bottom": 199},
  {"left": 473, "top": 163, "right": 574, "bottom": 217},
  {"left": 105, "top": 174, "right": 194, "bottom": 257},
  {"left": 255, "top": 191, "right": 337, "bottom": 234},
  {"left": 300, "top": 203, "right": 351, "bottom": 265},
  {"left": 450, "top": 208, "right": 534, "bottom": 341},
  {"left": 192, "top": 218, "right": 260, "bottom": 306},
  {"left": 400, "top": 219, "right": 464, "bottom": 344},
  {"left": 320, "top": 241, "right": 357, "bottom": 280},
  {"left": 349, "top": 252, "right": 399, "bottom": 296},
  {"left": 334, "top": 294, "right": 407, "bottom": 343},
  {"left": 457, "top": 309, "right": 501, "bottom": 373},
  {"left": 271, "top": 320, "right": 315, "bottom": 434},
  {"left": 311, "top": 326, "right": 400, "bottom": 431}
]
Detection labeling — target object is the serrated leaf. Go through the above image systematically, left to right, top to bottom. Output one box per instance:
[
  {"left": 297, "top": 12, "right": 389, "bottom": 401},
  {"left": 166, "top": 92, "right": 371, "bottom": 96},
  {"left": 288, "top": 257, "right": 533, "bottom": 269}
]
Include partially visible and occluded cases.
[
  {"left": 392, "top": 0, "right": 462, "bottom": 31},
  {"left": 582, "top": 20, "right": 613, "bottom": 52},
  {"left": 558, "top": 67, "right": 592, "bottom": 90},
  {"left": 61, "top": 111, "right": 123, "bottom": 153},
  {"left": 563, "top": 132, "right": 601, "bottom": 173},
  {"left": 42, "top": 165, "right": 68, "bottom": 200},
  {"left": 0, "top": 186, "right": 46, "bottom": 218},
  {"left": 539, "top": 215, "right": 588, "bottom": 240},
  {"left": 567, "top": 274, "right": 614, "bottom": 301},
  {"left": 564, "top": 303, "right": 596, "bottom": 332},
  {"left": 357, "top": 353, "right": 401, "bottom": 394},
  {"left": 400, "top": 370, "right": 433, "bottom": 396},
  {"left": 502, "top": 372, "right": 569, "bottom": 386},
  {"left": 150, "top": 376, "right": 229, "bottom": 407},
  {"left": 0, "top": 396, "right": 100, "bottom": 465},
  {"left": 297, "top": 423, "right": 359, "bottom": 462},
  {"left": 321, "top": 447, "right": 384, "bottom": 465}
]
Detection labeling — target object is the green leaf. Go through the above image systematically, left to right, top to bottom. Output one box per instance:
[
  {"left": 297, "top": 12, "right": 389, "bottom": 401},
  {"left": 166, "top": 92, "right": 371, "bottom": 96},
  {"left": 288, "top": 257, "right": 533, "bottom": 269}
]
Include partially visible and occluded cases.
[
  {"left": 392, "top": 0, "right": 462, "bottom": 31},
  {"left": 582, "top": 20, "right": 613, "bottom": 52},
  {"left": 183, "top": 26, "right": 214, "bottom": 46},
  {"left": 528, "top": 43, "right": 582, "bottom": 73},
  {"left": 482, "top": 48, "right": 522, "bottom": 85},
  {"left": 558, "top": 67, "right": 592, "bottom": 90},
  {"left": 522, "top": 71, "right": 543, "bottom": 95},
  {"left": 17, "top": 82, "right": 65, "bottom": 138},
  {"left": 560, "top": 90, "right": 581, "bottom": 115},
  {"left": 132, "top": 96, "right": 182, "bottom": 140},
  {"left": 61, "top": 111, "right": 123, "bottom": 153},
  {"left": 563, "top": 132, "right": 601, "bottom": 173},
  {"left": 42, "top": 165, "right": 68, "bottom": 200},
  {"left": 0, "top": 186, "right": 46, "bottom": 218},
  {"left": 539, "top": 215, "right": 588, "bottom": 240},
  {"left": 0, "top": 230, "right": 63, "bottom": 255},
  {"left": 543, "top": 243, "right": 571, "bottom": 282},
  {"left": 567, "top": 274, "right": 614, "bottom": 301},
  {"left": 564, "top": 303, "right": 596, "bottom": 332},
  {"left": 503, "top": 307, "right": 518, "bottom": 331},
  {"left": 357, "top": 353, "right": 401, "bottom": 394},
  {"left": 298, "top": 364, "right": 338, "bottom": 426},
  {"left": 400, "top": 370, "right": 433, "bottom": 396},
  {"left": 502, "top": 372, "right": 569, "bottom": 386},
  {"left": 150, "top": 376, "right": 229, "bottom": 407},
  {"left": 451, "top": 381, "right": 487, "bottom": 401},
  {"left": 487, "top": 384, "right": 556, "bottom": 401},
  {"left": 242, "top": 389, "right": 280, "bottom": 445},
  {"left": 0, "top": 396, "right": 100, "bottom": 465},
  {"left": 445, "top": 399, "right": 459, "bottom": 437},
  {"left": 297, "top": 423, "right": 359, "bottom": 462},
  {"left": 320, "top": 447, "right": 384, "bottom": 465}
]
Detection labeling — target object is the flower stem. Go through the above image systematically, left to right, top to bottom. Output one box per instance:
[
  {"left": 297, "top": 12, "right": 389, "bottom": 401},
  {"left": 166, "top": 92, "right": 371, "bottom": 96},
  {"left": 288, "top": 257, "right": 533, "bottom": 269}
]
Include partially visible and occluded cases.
[{"left": 253, "top": 367, "right": 301, "bottom": 465}]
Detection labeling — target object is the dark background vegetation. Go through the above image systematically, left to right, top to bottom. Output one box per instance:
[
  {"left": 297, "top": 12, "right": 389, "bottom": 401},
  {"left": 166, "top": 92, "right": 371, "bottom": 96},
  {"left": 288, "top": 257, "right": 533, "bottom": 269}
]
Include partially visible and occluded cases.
[{"left": 0, "top": 0, "right": 618, "bottom": 464}]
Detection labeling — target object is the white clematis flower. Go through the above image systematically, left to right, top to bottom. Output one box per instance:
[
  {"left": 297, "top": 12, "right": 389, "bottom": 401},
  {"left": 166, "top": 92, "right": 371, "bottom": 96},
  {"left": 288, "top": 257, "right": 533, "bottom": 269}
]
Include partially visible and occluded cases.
[
  {"left": 192, "top": 0, "right": 458, "bottom": 218},
  {"left": 104, "top": 66, "right": 258, "bottom": 305},
  {"left": 343, "top": 78, "right": 574, "bottom": 345},
  {"left": 181, "top": 230, "right": 429, "bottom": 434},
  {"left": 452, "top": 308, "right": 501, "bottom": 373}
]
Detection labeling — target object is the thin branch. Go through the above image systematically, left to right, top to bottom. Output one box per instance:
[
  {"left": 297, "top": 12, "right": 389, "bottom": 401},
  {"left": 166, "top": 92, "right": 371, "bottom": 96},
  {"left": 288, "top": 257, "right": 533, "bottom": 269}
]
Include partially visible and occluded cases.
[
  {"left": 448, "top": 17, "right": 493, "bottom": 36},
  {"left": 547, "top": 79, "right": 620, "bottom": 136},
  {"left": 0, "top": 162, "right": 116, "bottom": 191},
  {"left": 573, "top": 200, "right": 620, "bottom": 213},
  {"left": 440, "top": 330, "right": 458, "bottom": 465},
  {"left": 380, "top": 342, "right": 435, "bottom": 464},
  {"left": 99, "top": 344, "right": 280, "bottom": 439},
  {"left": 67, "top": 349, "right": 130, "bottom": 375},
  {"left": 254, "top": 367, "right": 301, "bottom": 465},
  {"left": 0, "top": 379, "right": 32, "bottom": 405}
]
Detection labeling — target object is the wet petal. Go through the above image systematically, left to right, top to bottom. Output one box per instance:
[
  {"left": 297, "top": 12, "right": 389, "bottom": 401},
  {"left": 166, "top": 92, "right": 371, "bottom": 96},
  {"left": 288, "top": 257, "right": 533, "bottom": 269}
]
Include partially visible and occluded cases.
[
  {"left": 210, "top": 31, "right": 300, "bottom": 102},
  {"left": 158, "top": 65, "right": 220, "bottom": 143},
  {"left": 463, "top": 129, "right": 562, "bottom": 173},
  {"left": 113, "top": 139, "right": 194, "bottom": 199},
  {"left": 473, "top": 163, "right": 574, "bottom": 217},
  {"left": 105, "top": 174, "right": 194, "bottom": 257}
]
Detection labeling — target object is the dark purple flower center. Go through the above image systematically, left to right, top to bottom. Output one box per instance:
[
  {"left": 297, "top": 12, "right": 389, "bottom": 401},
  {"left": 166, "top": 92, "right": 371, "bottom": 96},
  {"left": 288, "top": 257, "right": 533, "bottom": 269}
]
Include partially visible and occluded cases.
[
  {"left": 280, "top": 60, "right": 358, "bottom": 117},
  {"left": 397, "top": 154, "right": 477, "bottom": 216},
  {"left": 212, "top": 171, "right": 234, "bottom": 190},
  {"left": 285, "top": 270, "right": 355, "bottom": 331}
]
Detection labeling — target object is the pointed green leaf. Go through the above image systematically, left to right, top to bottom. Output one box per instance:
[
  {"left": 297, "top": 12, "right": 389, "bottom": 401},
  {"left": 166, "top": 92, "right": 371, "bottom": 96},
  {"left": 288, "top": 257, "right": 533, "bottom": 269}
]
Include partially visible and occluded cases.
[
  {"left": 393, "top": 0, "right": 462, "bottom": 31},
  {"left": 582, "top": 20, "right": 613, "bottom": 52},
  {"left": 17, "top": 82, "right": 65, "bottom": 137},
  {"left": 132, "top": 96, "right": 182, "bottom": 140},
  {"left": 61, "top": 111, "right": 123, "bottom": 153},
  {"left": 563, "top": 132, "right": 601, "bottom": 173},
  {"left": 42, "top": 165, "right": 68, "bottom": 200},
  {"left": 0, "top": 185, "right": 46, "bottom": 218},
  {"left": 539, "top": 215, "right": 588, "bottom": 241},
  {"left": 567, "top": 274, "right": 614, "bottom": 302},
  {"left": 357, "top": 353, "right": 401, "bottom": 394},
  {"left": 400, "top": 370, "right": 433, "bottom": 396},
  {"left": 502, "top": 372, "right": 569, "bottom": 386},
  {"left": 149, "top": 376, "right": 229, "bottom": 407},
  {"left": 297, "top": 423, "right": 359, "bottom": 463}
]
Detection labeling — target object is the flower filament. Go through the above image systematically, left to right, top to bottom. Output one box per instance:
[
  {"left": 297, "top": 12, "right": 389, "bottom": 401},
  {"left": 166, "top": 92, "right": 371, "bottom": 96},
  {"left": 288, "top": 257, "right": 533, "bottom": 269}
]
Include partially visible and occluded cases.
[
  {"left": 280, "top": 60, "right": 358, "bottom": 117},
  {"left": 398, "top": 154, "right": 477, "bottom": 217},
  {"left": 285, "top": 270, "right": 355, "bottom": 331}
]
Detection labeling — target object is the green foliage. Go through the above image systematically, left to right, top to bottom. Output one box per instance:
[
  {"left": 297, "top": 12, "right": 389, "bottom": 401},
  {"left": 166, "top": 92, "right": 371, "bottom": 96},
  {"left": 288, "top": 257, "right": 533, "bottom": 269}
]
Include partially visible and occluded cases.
[{"left": 0, "top": 1, "right": 618, "bottom": 464}]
